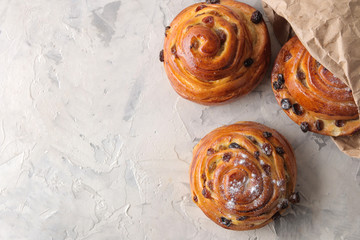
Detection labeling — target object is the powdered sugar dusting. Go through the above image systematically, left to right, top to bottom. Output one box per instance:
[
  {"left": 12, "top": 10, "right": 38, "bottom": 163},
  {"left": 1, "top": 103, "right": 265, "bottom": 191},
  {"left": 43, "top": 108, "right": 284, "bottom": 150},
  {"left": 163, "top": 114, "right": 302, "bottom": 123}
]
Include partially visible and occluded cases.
[
  {"left": 240, "top": 153, "right": 248, "bottom": 159},
  {"left": 234, "top": 158, "right": 246, "bottom": 166},
  {"left": 225, "top": 176, "right": 248, "bottom": 209},
  {"left": 228, "top": 177, "right": 247, "bottom": 195},
  {"left": 272, "top": 179, "right": 285, "bottom": 187},
  {"left": 249, "top": 185, "right": 260, "bottom": 195},
  {"left": 253, "top": 198, "right": 261, "bottom": 207},
  {"left": 226, "top": 199, "right": 236, "bottom": 209}
]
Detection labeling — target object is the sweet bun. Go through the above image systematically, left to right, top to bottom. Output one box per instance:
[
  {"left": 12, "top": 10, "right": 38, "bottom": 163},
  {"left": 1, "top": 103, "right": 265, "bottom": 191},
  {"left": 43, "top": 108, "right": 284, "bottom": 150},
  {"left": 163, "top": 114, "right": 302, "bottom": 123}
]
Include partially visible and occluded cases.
[
  {"left": 161, "top": 0, "right": 270, "bottom": 105},
  {"left": 272, "top": 36, "right": 360, "bottom": 136},
  {"left": 190, "top": 121, "right": 299, "bottom": 230}
]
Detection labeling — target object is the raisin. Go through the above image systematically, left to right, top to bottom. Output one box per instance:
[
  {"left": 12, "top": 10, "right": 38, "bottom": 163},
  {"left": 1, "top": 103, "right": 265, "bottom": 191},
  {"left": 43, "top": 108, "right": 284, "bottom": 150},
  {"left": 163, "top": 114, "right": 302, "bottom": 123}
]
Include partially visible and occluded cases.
[
  {"left": 206, "top": 0, "right": 220, "bottom": 4},
  {"left": 195, "top": 5, "right": 207, "bottom": 12},
  {"left": 251, "top": 10, "right": 263, "bottom": 24},
  {"left": 202, "top": 16, "right": 214, "bottom": 26},
  {"left": 165, "top": 26, "right": 170, "bottom": 36},
  {"left": 171, "top": 45, "right": 177, "bottom": 55},
  {"left": 159, "top": 50, "right": 164, "bottom": 62},
  {"left": 284, "top": 52, "right": 292, "bottom": 62},
  {"left": 244, "top": 58, "right": 254, "bottom": 67},
  {"left": 297, "top": 70, "right": 306, "bottom": 81},
  {"left": 274, "top": 74, "right": 285, "bottom": 90},
  {"left": 277, "top": 74, "right": 285, "bottom": 85},
  {"left": 273, "top": 81, "right": 282, "bottom": 90},
  {"left": 281, "top": 98, "right": 292, "bottom": 110},
  {"left": 292, "top": 103, "right": 303, "bottom": 115},
  {"left": 315, "top": 120, "right": 324, "bottom": 131},
  {"left": 335, "top": 120, "right": 345, "bottom": 127},
  {"left": 300, "top": 122, "right": 309, "bottom": 133},
  {"left": 263, "top": 131, "right": 272, "bottom": 138},
  {"left": 247, "top": 136, "right": 257, "bottom": 144},
  {"left": 229, "top": 142, "right": 241, "bottom": 149},
  {"left": 262, "top": 143, "right": 272, "bottom": 156},
  {"left": 275, "top": 147, "right": 285, "bottom": 155},
  {"left": 207, "top": 148, "right": 215, "bottom": 156},
  {"left": 254, "top": 151, "right": 260, "bottom": 160},
  {"left": 222, "top": 152, "right": 232, "bottom": 162},
  {"left": 262, "top": 164, "right": 271, "bottom": 175},
  {"left": 201, "top": 173, "right": 206, "bottom": 181},
  {"left": 207, "top": 180, "right": 214, "bottom": 191},
  {"left": 202, "top": 188, "right": 211, "bottom": 198},
  {"left": 289, "top": 192, "right": 300, "bottom": 204},
  {"left": 193, "top": 195, "right": 198, "bottom": 202},
  {"left": 280, "top": 200, "right": 289, "bottom": 209},
  {"left": 237, "top": 216, "right": 249, "bottom": 221},
  {"left": 220, "top": 217, "right": 232, "bottom": 227}
]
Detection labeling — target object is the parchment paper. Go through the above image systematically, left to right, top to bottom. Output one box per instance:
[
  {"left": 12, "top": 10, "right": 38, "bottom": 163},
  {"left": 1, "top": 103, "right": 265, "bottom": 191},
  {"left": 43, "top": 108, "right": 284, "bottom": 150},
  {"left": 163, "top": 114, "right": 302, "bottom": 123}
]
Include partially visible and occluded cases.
[{"left": 262, "top": 0, "right": 360, "bottom": 158}]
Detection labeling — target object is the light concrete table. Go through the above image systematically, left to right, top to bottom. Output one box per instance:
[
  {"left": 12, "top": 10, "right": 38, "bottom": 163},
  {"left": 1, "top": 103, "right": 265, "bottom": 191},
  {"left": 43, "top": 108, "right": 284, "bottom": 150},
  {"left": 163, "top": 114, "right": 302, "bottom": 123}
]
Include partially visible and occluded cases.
[{"left": 0, "top": 0, "right": 359, "bottom": 239}]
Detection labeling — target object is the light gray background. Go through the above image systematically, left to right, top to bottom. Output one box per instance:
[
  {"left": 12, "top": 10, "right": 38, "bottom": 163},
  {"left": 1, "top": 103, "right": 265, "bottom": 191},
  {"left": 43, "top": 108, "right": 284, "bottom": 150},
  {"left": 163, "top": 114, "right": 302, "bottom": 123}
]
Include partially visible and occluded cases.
[{"left": 0, "top": 0, "right": 359, "bottom": 239}]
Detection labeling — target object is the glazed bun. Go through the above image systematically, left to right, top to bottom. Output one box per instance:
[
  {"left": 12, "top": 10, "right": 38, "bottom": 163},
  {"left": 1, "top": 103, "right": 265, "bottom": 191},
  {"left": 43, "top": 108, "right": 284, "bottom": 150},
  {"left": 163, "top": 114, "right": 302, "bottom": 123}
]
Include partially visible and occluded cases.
[
  {"left": 161, "top": 0, "right": 270, "bottom": 105},
  {"left": 271, "top": 36, "right": 360, "bottom": 136},
  {"left": 190, "top": 121, "right": 299, "bottom": 230}
]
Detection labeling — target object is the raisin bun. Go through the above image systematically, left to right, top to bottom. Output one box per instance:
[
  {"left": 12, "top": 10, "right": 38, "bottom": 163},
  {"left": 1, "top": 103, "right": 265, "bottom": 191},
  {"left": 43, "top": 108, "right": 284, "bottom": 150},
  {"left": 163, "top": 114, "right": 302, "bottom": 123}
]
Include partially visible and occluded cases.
[
  {"left": 161, "top": 0, "right": 270, "bottom": 105},
  {"left": 272, "top": 36, "right": 360, "bottom": 136},
  {"left": 190, "top": 121, "right": 299, "bottom": 230}
]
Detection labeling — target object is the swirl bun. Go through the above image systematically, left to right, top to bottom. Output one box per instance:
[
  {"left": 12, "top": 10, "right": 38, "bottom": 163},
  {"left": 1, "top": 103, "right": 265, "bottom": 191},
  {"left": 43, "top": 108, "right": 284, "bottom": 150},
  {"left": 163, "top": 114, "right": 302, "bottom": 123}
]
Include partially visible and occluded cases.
[
  {"left": 162, "top": 0, "right": 270, "bottom": 105},
  {"left": 272, "top": 36, "right": 360, "bottom": 136},
  {"left": 190, "top": 121, "right": 298, "bottom": 230}
]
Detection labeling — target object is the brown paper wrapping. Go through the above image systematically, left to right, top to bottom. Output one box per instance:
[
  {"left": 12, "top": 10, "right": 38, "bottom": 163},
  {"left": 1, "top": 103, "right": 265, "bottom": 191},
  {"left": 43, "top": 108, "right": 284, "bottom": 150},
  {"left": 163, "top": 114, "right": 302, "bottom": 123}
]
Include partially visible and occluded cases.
[{"left": 262, "top": 0, "right": 360, "bottom": 158}]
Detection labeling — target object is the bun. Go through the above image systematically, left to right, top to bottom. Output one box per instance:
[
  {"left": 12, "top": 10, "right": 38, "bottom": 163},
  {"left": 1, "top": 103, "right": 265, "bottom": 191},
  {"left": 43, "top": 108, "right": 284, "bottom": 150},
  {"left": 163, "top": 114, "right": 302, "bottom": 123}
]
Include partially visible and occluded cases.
[
  {"left": 162, "top": 0, "right": 270, "bottom": 105},
  {"left": 272, "top": 36, "right": 360, "bottom": 136},
  {"left": 190, "top": 121, "right": 298, "bottom": 230}
]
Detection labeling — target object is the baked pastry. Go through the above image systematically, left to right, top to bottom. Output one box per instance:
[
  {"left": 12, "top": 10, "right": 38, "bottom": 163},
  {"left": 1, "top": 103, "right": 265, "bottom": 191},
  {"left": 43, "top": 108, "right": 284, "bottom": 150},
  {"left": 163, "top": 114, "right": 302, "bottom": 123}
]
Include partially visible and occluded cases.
[
  {"left": 160, "top": 0, "right": 270, "bottom": 105},
  {"left": 272, "top": 36, "right": 360, "bottom": 136},
  {"left": 190, "top": 121, "right": 299, "bottom": 230}
]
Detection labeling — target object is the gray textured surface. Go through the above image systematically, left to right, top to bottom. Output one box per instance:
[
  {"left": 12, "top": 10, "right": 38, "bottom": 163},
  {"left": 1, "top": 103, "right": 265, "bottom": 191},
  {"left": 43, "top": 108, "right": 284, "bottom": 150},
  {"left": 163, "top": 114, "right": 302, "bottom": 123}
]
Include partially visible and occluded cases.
[{"left": 0, "top": 0, "right": 359, "bottom": 239}]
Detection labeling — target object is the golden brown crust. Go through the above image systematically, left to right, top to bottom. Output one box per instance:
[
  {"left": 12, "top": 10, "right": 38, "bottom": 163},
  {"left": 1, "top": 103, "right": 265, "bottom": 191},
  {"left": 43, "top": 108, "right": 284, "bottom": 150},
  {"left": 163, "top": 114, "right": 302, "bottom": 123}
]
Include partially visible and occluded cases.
[
  {"left": 163, "top": 0, "right": 270, "bottom": 105},
  {"left": 271, "top": 36, "right": 360, "bottom": 136},
  {"left": 190, "top": 121, "right": 297, "bottom": 230}
]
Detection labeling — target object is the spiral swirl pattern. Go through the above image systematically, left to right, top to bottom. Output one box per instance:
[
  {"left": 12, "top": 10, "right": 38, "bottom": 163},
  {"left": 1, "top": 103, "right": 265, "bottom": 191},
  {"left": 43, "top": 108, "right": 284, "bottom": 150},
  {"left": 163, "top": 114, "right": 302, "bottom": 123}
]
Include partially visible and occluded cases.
[
  {"left": 163, "top": 0, "right": 270, "bottom": 105},
  {"left": 272, "top": 36, "right": 360, "bottom": 136},
  {"left": 190, "top": 121, "right": 297, "bottom": 230}
]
